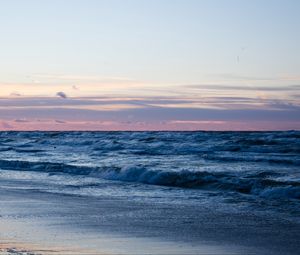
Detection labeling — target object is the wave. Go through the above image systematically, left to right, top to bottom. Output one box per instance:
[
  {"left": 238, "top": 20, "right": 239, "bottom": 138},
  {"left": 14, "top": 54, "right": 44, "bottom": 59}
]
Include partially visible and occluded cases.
[
  {"left": 1, "top": 131, "right": 299, "bottom": 158},
  {"left": 0, "top": 147, "right": 13, "bottom": 152},
  {"left": 15, "top": 149, "right": 45, "bottom": 153},
  {"left": 203, "top": 153, "right": 300, "bottom": 166},
  {"left": 0, "top": 159, "right": 299, "bottom": 200},
  {"left": 0, "top": 159, "right": 93, "bottom": 175},
  {"left": 102, "top": 166, "right": 300, "bottom": 199}
]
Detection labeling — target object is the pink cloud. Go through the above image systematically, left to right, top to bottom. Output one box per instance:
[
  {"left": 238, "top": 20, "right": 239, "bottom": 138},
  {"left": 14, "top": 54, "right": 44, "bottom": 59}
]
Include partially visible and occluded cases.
[
  {"left": 0, "top": 95, "right": 299, "bottom": 131},
  {"left": 1, "top": 119, "right": 300, "bottom": 131},
  {"left": 0, "top": 121, "right": 14, "bottom": 129}
]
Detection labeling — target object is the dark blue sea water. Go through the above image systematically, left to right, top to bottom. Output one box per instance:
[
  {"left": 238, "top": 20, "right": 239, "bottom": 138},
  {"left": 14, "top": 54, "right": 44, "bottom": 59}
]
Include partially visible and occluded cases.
[{"left": 0, "top": 131, "right": 299, "bottom": 219}]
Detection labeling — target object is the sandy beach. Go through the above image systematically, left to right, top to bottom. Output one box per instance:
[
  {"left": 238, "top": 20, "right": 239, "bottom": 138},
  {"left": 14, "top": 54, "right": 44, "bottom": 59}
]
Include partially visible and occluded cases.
[
  {"left": 1, "top": 173, "right": 299, "bottom": 255},
  {"left": 0, "top": 184, "right": 243, "bottom": 255}
]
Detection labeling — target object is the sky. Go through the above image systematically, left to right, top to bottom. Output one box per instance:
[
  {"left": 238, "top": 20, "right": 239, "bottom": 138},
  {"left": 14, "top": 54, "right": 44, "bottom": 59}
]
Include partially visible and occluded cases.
[{"left": 0, "top": 0, "right": 300, "bottom": 130}]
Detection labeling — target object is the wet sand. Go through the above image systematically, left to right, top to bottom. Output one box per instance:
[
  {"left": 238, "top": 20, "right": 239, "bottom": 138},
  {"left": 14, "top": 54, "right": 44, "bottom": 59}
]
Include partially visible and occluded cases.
[{"left": 0, "top": 179, "right": 299, "bottom": 255}]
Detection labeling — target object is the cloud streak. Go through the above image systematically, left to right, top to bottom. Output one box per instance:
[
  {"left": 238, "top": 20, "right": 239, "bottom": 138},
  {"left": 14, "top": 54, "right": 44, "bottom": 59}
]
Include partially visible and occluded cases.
[
  {"left": 187, "top": 84, "right": 300, "bottom": 92},
  {"left": 1, "top": 86, "right": 300, "bottom": 130},
  {"left": 1, "top": 97, "right": 299, "bottom": 125}
]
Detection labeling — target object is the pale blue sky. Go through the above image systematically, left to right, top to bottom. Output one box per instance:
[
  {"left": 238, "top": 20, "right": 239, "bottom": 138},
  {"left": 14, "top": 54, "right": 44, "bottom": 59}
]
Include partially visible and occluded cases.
[
  {"left": 0, "top": 0, "right": 299, "bottom": 130},
  {"left": 1, "top": 0, "right": 299, "bottom": 84}
]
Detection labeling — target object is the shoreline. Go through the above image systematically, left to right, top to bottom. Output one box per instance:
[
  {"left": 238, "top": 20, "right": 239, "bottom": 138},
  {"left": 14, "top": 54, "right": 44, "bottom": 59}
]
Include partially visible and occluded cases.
[
  {"left": 0, "top": 173, "right": 299, "bottom": 255},
  {"left": 0, "top": 186, "right": 250, "bottom": 255},
  {"left": 0, "top": 240, "right": 102, "bottom": 255}
]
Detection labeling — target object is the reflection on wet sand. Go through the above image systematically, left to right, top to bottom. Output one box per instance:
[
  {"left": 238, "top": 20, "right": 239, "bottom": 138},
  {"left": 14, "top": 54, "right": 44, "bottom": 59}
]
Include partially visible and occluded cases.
[{"left": 0, "top": 239, "right": 105, "bottom": 255}]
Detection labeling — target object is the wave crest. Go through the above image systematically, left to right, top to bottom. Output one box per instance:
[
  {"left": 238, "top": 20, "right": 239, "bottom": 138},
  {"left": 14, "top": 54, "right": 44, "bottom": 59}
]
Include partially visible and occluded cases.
[{"left": 0, "top": 159, "right": 299, "bottom": 200}]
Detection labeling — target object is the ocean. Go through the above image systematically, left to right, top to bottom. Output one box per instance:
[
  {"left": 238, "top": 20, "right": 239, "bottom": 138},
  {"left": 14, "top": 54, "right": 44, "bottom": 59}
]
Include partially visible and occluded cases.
[{"left": 0, "top": 131, "right": 299, "bottom": 254}]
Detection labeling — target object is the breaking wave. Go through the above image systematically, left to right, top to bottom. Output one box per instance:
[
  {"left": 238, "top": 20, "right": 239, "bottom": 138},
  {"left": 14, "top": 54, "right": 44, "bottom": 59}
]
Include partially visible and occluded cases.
[{"left": 0, "top": 159, "right": 299, "bottom": 200}]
